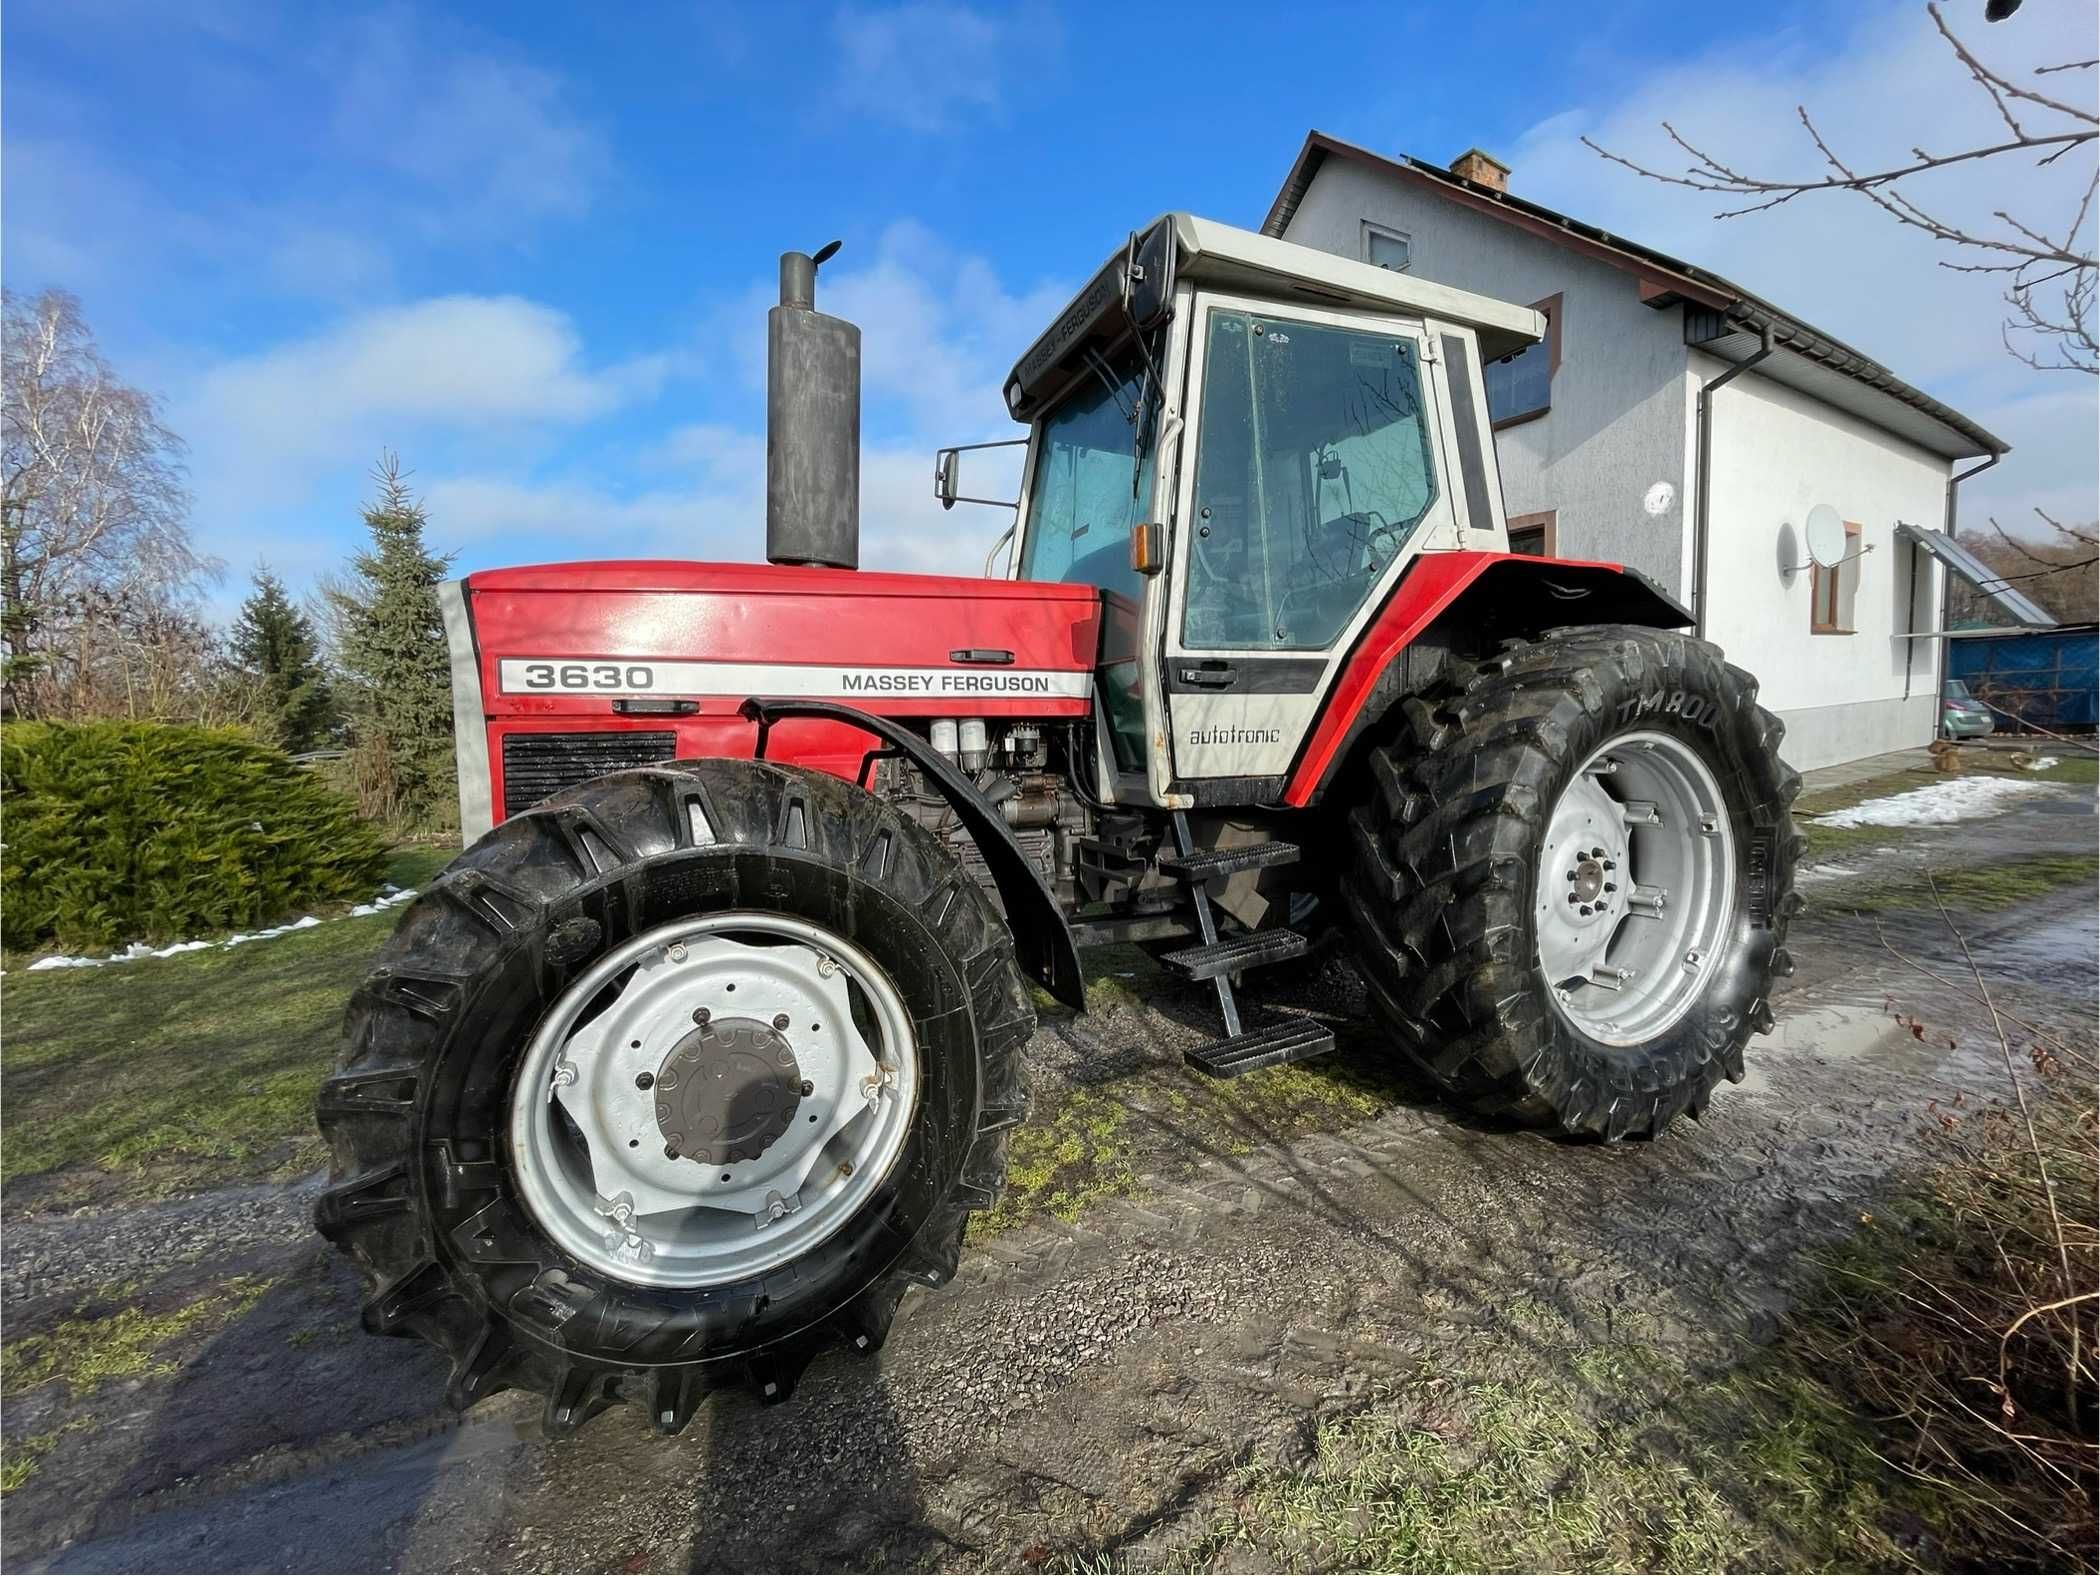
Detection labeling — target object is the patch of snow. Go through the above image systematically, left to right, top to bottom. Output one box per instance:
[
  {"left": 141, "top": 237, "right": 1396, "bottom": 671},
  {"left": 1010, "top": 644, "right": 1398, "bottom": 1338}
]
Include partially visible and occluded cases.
[
  {"left": 2024, "top": 756, "right": 2060, "bottom": 772},
  {"left": 1813, "top": 775, "right": 2063, "bottom": 830},
  {"left": 19, "top": 885, "right": 420, "bottom": 973}
]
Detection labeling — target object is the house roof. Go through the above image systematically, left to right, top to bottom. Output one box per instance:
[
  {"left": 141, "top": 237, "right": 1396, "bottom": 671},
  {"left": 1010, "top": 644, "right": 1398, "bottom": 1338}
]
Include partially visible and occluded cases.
[{"left": 1263, "top": 131, "right": 2008, "bottom": 462}]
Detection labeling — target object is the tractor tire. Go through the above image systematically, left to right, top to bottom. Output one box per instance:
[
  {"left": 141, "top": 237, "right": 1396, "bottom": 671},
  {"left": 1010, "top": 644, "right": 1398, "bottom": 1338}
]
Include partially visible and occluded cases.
[
  {"left": 1341, "top": 625, "right": 1802, "bottom": 1140},
  {"left": 314, "top": 760, "right": 1032, "bottom": 1435}
]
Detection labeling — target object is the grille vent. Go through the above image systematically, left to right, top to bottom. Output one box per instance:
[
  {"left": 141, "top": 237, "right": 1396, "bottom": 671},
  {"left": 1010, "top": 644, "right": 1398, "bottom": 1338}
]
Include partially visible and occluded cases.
[{"left": 500, "top": 731, "right": 678, "bottom": 817}]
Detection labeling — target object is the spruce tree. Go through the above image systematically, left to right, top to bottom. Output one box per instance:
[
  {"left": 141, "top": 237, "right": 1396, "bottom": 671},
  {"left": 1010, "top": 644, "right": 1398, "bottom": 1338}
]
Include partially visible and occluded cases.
[
  {"left": 330, "top": 455, "right": 456, "bottom": 829},
  {"left": 231, "top": 565, "right": 335, "bottom": 751}
]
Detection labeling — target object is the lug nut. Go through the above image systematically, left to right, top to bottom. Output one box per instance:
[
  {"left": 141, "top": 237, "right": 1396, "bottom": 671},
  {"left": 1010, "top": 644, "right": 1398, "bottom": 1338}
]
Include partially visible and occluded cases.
[
  {"left": 691, "top": 1006, "right": 711, "bottom": 1026},
  {"left": 773, "top": 1013, "right": 791, "bottom": 1031},
  {"left": 636, "top": 1072, "right": 655, "bottom": 1090},
  {"left": 800, "top": 1079, "right": 814, "bottom": 1096},
  {"left": 664, "top": 1143, "right": 680, "bottom": 1160}
]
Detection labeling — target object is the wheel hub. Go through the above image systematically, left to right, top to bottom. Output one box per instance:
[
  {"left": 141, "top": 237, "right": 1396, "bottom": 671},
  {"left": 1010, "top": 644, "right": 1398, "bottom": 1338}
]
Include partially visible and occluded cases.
[
  {"left": 1534, "top": 732, "right": 1736, "bottom": 1046},
  {"left": 1567, "top": 853, "right": 1612, "bottom": 912},
  {"left": 508, "top": 915, "right": 919, "bottom": 1289},
  {"left": 656, "top": 1018, "right": 803, "bottom": 1166}
]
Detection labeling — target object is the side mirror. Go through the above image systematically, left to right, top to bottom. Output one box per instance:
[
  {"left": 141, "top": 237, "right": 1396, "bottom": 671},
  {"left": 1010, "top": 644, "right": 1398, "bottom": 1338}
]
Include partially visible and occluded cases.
[{"left": 930, "top": 437, "right": 1028, "bottom": 512}]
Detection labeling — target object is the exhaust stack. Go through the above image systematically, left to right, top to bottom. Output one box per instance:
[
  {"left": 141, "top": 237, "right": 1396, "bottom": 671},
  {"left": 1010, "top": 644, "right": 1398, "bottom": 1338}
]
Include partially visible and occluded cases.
[{"left": 766, "top": 242, "right": 860, "bottom": 569}]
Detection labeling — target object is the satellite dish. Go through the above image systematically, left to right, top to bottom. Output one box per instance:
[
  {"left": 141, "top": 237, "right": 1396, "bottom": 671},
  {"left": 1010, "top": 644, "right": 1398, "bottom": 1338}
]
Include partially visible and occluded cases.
[{"left": 1803, "top": 505, "right": 1847, "bottom": 569}]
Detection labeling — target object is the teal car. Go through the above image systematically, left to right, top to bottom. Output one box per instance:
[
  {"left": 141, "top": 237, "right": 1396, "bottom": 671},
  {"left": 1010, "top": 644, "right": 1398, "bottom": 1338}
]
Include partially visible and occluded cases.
[{"left": 1942, "top": 678, "right": 1995, "bottom": 739}]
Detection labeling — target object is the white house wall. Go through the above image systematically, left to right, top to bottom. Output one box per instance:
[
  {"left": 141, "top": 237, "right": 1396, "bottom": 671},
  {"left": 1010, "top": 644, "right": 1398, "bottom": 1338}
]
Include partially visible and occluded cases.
[
  {"left": 1279, "top": 161, "right": 1692, "bottom": 594},
  {"left": 1693, "top": 350, "right": 1946, "bottom": 771}
]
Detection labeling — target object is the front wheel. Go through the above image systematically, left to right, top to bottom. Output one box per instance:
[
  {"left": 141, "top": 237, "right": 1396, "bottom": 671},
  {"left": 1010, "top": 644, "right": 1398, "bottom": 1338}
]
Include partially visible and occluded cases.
[
  {"left": 1342, "top": 625, "right": 1802, "bottom": 1139},
  {"left": 314, "top": 760, "right": 1032, "bottom": 1434}
]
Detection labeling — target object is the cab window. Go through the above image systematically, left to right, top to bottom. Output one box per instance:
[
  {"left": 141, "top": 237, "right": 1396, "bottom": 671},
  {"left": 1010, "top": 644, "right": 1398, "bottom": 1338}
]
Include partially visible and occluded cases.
[
  {"left": 1183, "top": 310, "right": 1437, "bottom": 651},
  {"left": 1017, "top": 344, "right": 1157, "bottom": 772}
]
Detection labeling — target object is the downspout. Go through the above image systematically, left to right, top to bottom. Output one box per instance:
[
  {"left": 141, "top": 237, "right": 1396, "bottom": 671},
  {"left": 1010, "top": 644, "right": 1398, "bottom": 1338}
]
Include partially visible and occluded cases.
[
  {"left": 1691, "top": 323, "right": 1775, "bottom": 638},
  {"left": 1926, "top": 452, "right": 2003, "bottom": 706}
]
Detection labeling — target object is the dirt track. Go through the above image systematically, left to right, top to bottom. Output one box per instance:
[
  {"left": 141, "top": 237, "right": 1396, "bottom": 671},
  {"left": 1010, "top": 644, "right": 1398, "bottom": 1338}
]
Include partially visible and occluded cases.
[{"left": 5, "top": 785, "right": 2094, "bottom": 1573}]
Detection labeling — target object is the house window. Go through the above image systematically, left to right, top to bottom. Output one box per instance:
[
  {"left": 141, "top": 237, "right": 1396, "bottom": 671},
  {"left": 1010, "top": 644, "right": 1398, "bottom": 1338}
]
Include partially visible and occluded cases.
[
  {"left": 1362, "top": 222, "right": 1411, "bottom": 272},
  {"left": 1486, "top": 293, "right": 1561, "bottom": 427},
  {"left": 1507, "top": 510, "right": 1556, "bottom": 557},
  {"left": 1811, "top": 519, "right": 1863, "bottom": 633}
]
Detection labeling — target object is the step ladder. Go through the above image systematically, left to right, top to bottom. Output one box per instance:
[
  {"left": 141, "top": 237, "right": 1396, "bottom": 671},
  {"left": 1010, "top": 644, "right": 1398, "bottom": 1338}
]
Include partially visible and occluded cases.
[{"left": 1160, "top": 812, "right": 1336, "bottom": 1079}]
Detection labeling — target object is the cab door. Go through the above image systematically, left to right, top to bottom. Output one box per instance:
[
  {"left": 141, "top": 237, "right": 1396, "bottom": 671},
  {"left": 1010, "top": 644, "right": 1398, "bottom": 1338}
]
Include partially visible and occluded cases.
[{"left": 1163, "top": 294, "right": 1460, "bottom": 790}]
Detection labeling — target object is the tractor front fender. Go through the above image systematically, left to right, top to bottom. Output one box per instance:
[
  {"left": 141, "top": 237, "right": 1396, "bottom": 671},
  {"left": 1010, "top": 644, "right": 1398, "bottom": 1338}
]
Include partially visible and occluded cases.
[
  {"left": 1283, "top": 552, "right": 1694, "bottom": 806},
  {"left": 740, "top": 697, "right": 1085, "bottom": 1011}
]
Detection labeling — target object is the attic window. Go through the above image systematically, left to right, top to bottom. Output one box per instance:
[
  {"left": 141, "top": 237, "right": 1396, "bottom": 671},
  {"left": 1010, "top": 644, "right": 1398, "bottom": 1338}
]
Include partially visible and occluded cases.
[{"left": 1362, "top": 222, "right": 1411, "bottom": 273}]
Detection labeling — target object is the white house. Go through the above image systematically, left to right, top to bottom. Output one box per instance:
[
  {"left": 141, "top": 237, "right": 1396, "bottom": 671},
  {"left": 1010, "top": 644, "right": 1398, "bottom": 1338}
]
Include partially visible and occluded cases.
[{"left": 1263, "top": 132, "right": 2037, "bottom": 770}]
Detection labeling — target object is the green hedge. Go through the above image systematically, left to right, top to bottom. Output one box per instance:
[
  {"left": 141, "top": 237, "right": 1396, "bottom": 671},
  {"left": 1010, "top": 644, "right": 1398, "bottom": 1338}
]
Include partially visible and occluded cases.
[{"left": 2, "top": 722, "right": 392, "bottom": 952}]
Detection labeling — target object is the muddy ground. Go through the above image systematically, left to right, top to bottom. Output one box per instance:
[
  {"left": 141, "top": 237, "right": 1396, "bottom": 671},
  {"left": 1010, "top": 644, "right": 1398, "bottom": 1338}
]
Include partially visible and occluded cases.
[{"left": 3, "top": 776, "right": 2094, "bottom": 1572}]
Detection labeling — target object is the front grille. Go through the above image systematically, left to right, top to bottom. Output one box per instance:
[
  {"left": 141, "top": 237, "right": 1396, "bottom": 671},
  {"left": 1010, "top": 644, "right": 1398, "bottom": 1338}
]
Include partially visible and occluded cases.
[{"left": 500, "top": 731, "right": 678, "bottom": 817}]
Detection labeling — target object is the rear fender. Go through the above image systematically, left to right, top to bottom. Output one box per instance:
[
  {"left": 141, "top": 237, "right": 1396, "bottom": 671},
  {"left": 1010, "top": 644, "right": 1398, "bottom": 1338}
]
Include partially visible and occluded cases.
[
  {"left": 1284, "top": 554, "right": 1692, "bottom": 806},
  {"left": 741, "top": 698, "right": 1085, "bottom": 1011}
]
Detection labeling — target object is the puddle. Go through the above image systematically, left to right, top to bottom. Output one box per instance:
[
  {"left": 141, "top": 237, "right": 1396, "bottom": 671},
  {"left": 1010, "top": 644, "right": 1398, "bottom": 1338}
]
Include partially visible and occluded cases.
[
  {"left": 1967, "top": 904, "right": 2099, "bottom": 997},
  {"left": 1734, "top": 1003, "right": 1908, "bottom": 1098}
]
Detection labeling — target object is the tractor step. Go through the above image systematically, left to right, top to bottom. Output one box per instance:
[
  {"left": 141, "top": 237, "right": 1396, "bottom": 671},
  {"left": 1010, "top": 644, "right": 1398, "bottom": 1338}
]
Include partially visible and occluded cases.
[
  {"left": 1156, "top": 840, "right": 1302, "bottom": 880},
  {"left": 1161, "top": 928, "right": 1310, "bottom": 981},
  {"left": 1184, "top": 1017, "right": 1337, "bottom": 1079}
]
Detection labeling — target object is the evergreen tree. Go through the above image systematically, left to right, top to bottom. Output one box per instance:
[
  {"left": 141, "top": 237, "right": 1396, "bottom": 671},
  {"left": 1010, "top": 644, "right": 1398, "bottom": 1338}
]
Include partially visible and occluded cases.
[
  {"left": 329, "top": 455, "right": 456, "bottom": 829},
  {"left": 231, "top": 565, "right": 335, "bottom": 750}
]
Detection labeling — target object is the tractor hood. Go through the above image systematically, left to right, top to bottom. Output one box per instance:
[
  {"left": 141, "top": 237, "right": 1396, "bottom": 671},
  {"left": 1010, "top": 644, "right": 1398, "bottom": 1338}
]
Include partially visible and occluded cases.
[
  {"left": 442, "top": 560, "right": 1102, "bottom": 839},
  {"left": 458, "top": 560, "right": 1101, "bottom": 718}
]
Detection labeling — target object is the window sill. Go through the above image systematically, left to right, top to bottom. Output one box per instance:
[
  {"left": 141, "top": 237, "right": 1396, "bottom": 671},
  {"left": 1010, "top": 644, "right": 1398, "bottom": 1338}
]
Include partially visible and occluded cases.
[
  {"left": 1491, "top": 406, "right": 1549, "bottom": 433},
  {"left": 1810, "top": 625, "right": 1856, "bottom": 636}
]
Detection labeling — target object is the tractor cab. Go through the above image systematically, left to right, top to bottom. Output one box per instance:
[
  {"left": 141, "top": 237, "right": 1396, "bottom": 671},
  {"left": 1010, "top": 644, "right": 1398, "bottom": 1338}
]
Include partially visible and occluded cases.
[{"left": 947, "top": 213, "right": 1544, "bottom": 810}]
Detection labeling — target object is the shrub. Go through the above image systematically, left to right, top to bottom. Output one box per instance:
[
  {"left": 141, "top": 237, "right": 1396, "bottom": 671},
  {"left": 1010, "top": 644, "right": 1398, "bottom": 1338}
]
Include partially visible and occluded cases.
[{"left": 1, "top": 722, "right": 391, "bottom": 952}]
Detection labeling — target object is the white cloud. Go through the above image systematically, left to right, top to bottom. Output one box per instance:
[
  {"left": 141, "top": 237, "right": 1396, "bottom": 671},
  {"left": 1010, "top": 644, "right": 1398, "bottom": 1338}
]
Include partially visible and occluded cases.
[
  {"left": 1501, "top": 1, "right": 2096, "bottom": 531},
  {"left": 830, "top": 2, "right": 1059, "bottom": 132},
  {"left": 324, "top": 14, "right": 610, "bottom": 229},
  {"left": 187, "top": 296, "right": 658, "bottom": 462}
]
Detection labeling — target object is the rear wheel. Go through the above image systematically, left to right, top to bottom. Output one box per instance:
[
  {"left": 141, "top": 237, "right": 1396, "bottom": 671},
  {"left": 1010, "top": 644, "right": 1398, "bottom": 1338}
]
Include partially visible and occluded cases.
[
  {"left": 1342, "top": 625, "right": 1802, "bottom": 1139},
  {"left": 314, "top": 760, "right": 1032, "bottom": 1434}
]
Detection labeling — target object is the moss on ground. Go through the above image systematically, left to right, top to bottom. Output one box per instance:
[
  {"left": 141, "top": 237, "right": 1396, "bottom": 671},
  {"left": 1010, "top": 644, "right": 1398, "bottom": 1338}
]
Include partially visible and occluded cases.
[
  {"left": 0, "top": 846, "right": 451, "bottom": 1212},
  {"left": 1814, "top": 851, "right": 2097, "bottom": 916},
  {"left": 1, "top": 1276, "right": 272, "bottom": 1400},
  {"left": 1184, "top": 1352, "right": 1925, "bottom": 1573},
  {"left": 0, "top": 1422, "right": 86, "bottom": 1495}
]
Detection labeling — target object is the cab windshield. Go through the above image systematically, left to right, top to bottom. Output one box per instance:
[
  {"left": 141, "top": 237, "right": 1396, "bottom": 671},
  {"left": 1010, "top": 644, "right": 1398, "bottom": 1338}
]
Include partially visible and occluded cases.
[
  {"left": 1017, "top": 343, "right": 1158, "bottom": 772},
  {"left": 1017, "top": 345, "right": 1154, "bottom": 601}
]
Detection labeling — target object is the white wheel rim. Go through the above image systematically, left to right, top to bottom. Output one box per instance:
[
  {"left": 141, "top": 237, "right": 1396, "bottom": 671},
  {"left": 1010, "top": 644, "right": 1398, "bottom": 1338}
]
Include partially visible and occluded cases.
[
  {"left": 1534, "top": 731, "right": 1736, "bottom": 1047},
  {"left": 508, "top": 913, "right": 919, "bottom": 1289}
]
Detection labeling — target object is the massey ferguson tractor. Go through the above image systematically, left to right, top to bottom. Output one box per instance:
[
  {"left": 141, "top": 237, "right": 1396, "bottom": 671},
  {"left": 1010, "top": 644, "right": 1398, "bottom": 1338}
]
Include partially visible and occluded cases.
[{"left": 316, "top": 213, "right": 1802, "bottom": 1435}]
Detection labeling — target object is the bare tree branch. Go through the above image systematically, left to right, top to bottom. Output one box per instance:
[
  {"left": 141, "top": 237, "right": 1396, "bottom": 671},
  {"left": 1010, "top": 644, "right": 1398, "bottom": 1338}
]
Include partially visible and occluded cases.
[{"left": 1588, "top": 3, "right": 2098, "bottom": 374}]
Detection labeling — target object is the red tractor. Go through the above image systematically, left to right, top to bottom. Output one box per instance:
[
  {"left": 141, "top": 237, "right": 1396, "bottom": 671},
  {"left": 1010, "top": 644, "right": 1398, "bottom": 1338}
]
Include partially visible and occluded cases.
[{"left": 317, "top": 214, "right": 1801, "bottom": 1434}]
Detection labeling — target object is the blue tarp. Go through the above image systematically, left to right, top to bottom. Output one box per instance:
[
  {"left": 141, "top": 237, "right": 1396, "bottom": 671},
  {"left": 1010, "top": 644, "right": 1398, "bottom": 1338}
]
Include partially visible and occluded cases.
[{"left": 1948, "top": 626, "right": 2099, "bottom": 730}]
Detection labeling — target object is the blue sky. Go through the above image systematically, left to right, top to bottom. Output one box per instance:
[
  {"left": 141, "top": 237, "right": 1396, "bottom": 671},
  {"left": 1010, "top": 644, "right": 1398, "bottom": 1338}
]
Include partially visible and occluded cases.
[{"left": 6, "top": 0, "right": 2093, "bottom": 616}]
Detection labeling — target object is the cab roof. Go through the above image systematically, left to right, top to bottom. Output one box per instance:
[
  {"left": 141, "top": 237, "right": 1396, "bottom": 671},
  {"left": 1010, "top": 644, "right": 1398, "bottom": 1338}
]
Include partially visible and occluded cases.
[{"left": 1004, "top": 212, "right": 1544, "bottom": 421}]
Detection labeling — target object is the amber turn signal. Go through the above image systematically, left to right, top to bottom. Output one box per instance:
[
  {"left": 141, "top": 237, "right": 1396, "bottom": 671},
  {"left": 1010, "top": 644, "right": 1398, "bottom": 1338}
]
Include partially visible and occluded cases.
[{"left": 1129, "top": 521, "right": 1164, "bottom": 576}]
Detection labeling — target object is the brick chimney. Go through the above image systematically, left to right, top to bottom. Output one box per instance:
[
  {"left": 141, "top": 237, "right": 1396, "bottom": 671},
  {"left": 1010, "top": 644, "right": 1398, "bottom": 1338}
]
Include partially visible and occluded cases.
[{"left": 1450, "top": 147, "right": 1510, "bottom": 193}]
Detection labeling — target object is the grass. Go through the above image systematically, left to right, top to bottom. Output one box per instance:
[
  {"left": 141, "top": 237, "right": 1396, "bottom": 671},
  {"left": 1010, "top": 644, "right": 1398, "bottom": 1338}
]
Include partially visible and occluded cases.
[
  {"left": 0, "top": 846, "right": 451, "bottom": 1213},
  {"left": 1812, "top": 851, "right": 2098, "bottom": 917}
]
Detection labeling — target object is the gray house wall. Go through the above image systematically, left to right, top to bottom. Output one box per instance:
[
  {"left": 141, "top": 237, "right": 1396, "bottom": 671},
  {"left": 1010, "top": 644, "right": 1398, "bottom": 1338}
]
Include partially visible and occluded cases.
[{"left": 1278, "top": 159, "right": 1693, "bottom": 595}]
